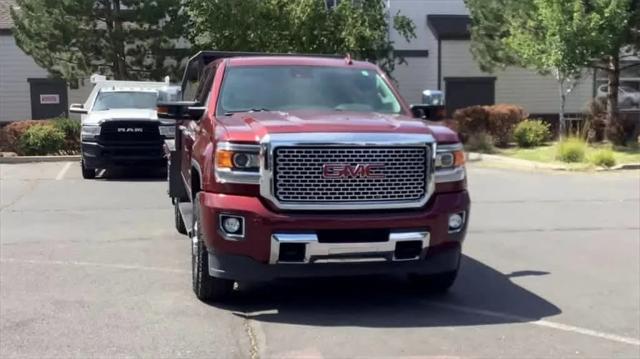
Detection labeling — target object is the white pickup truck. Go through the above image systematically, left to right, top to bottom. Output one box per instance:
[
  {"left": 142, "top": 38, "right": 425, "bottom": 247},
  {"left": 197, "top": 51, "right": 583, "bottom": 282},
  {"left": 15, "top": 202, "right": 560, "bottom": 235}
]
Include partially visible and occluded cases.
[{"left": 69, "top": 75, "right": 178, "bottom": 179}]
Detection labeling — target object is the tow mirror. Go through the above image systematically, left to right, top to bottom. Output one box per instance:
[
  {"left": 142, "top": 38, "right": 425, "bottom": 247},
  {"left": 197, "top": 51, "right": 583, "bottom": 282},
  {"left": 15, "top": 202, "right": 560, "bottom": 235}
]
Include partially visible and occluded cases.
[
  {"left": 157, "top": 101, "right": 205, "bottom": 120},
  {"left": 69, "top": 103, "right": 88, "bottom": 114},
  {"left": 410, "top": 104, "right": 447, "bottom": 121}
]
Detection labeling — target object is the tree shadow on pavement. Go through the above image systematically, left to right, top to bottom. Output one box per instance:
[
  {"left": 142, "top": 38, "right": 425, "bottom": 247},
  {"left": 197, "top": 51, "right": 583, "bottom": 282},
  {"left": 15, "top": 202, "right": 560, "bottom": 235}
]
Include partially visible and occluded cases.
[
  {"left": 96, "top": 166, "right": 166, "bottom": 182},
  {"left": 213, "top": 255, "right": 560, "bottom": 328}
]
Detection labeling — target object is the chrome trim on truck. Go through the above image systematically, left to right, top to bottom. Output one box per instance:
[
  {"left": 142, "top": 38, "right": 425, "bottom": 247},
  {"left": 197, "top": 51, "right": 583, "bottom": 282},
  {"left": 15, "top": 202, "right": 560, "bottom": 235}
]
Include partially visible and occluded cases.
[
  {"left": 259, "top": 132, "right": 436, "bottom": 210},
  {"left": 435, "top": 166, "right": 466, "bottom": 183},
  {"left": 270, "top": 230, "right": 430, "bottom": 264}
]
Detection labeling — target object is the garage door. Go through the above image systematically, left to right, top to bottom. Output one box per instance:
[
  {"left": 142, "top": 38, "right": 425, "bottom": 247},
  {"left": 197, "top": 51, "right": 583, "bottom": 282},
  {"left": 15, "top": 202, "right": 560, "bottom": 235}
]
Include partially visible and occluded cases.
[{"left": 444, "top": 77, "right": 496, "bottom": 115}]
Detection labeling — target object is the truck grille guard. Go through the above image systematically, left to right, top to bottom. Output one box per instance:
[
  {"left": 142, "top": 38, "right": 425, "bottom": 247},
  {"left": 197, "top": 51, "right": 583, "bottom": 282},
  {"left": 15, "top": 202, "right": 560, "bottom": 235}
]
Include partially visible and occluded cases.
[{"left": 258, "top": 132, "right": 436, "bottom": 211}]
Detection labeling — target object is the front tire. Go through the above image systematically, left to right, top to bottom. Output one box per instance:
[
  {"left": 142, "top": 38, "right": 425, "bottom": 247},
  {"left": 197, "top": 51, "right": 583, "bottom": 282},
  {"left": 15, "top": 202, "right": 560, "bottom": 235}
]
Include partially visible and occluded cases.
[
  {"left": 81, "top": 160, "right": 96, "bottom": 179},
  {"left": 191, "top": 192, "right": 234, "bottom": 302},
  {"left": 174, "top": 199, "right": 187, "bottom": 235}
]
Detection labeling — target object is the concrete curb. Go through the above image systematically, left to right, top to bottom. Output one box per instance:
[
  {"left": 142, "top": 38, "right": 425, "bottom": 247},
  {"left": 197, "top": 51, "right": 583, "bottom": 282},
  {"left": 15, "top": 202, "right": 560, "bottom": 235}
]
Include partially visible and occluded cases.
[
  {"left": 467, "top": 152, "right": 640, "bottom": 172},
  {"left": 0, "top": 155, "right": 80, "bottom": 164},
  {"left": 611, "top": 163, "right": 640, "bottom": 170}
]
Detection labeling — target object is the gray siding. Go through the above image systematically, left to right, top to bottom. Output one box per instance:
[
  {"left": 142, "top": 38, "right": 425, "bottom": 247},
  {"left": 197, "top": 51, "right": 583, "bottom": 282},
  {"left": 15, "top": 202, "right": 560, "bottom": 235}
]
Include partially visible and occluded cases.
[
  {"left": 389, "top": 0, "right": 468, "bottom": 102},
  {"left": 0, "top": 34, "right": 48, "bottom": 122},
  {"left": 0, "top": 34, "right": 92, "bottom": 122},
  {"left": 441, "top": 41, "right": 593, "bottom": 114}
]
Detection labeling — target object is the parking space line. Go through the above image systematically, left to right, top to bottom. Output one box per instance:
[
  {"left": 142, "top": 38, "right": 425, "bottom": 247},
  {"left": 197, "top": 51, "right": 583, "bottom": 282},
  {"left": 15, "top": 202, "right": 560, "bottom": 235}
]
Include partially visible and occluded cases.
[
  {"left": 55, "top": 162, "right": 73, "bottom": 180},
  {"left": 0, "top": 257, "right": 187, "bottom": 274},
  {"left": 428, "top": 302, "right": 640, "bottom": 347}
]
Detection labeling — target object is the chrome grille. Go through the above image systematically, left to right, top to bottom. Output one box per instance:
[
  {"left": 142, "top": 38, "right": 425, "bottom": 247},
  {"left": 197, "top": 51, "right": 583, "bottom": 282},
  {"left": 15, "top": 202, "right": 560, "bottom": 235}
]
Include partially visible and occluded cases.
[{"left": 273, "top": 146, "right": 429, "bottom": 203}]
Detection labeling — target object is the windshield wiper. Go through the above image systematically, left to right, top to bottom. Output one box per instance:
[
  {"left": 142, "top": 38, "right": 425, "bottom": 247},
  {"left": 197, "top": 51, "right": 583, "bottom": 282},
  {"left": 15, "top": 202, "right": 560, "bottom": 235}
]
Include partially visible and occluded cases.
[{"left": 224, "top": 108, "right": 271, "bottom": 116}]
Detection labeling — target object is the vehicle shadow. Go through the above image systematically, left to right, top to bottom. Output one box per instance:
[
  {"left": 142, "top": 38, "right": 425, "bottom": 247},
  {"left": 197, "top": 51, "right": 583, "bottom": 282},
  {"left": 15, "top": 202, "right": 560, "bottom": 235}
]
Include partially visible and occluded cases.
[
  {"left": 97, "top": 166, "right": 166, "bottom": 182},
  {"left": 212, "top": 255, "right": 560, "bottom": 328}
]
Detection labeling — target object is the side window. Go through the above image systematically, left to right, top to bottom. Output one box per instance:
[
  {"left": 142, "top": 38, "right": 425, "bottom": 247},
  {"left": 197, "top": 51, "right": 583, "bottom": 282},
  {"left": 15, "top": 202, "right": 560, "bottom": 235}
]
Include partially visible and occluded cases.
[
  {"left": 182, "top": 64, "right": 200, "bottom": 101},
  {"left": 194, "top": 66, "right": 216, "bottom": 105}
]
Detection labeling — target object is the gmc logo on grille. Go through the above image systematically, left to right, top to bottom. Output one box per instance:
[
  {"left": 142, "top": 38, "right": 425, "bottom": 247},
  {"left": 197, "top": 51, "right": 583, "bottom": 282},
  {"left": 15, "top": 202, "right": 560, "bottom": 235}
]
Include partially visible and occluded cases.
[
  {"left": 117, "top": 128, "right": 143, "bottom": 133},
  {"left": 322, "top": 163, "right": 385, "bottom": 179}
]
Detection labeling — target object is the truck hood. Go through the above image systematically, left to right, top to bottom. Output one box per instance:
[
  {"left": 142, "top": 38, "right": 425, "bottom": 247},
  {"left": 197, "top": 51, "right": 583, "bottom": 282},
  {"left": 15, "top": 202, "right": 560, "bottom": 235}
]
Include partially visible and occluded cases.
[
  {"left": 83, "top": 109, "right": 158, "bottom": 126},
  {"left": 216, "top": 110, "right": 459, "bottom": 143}
]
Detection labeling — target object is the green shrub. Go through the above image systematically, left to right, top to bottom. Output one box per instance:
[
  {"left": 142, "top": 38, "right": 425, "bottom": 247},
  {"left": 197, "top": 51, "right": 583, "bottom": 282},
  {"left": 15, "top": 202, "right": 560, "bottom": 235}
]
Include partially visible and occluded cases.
[
  {"left": 453, "top": 104, "right": 526, "bottom": 147},
  {"left": 53, "top": 117, "right": 81, "bottom": 153},
  {"left": 53, "top": 117, "right": 80, "bottom": 139},
  {"left": 513, "top": 119, "right": 551, "bottom": 148},
  {"left": 0, "top": 120, "right": 49, "bottom": 152},
  {"left": 17, "top": 124, "right": 65, "bottom": 156},
  {"left": 464, "top": 132, "right": 495, "bottom": 153},
  {"left": 556, "top": 138, "right": 586, "bottom": 163},
  {"left": 591, "top": 149, "right": 616, "bottom": 168}
]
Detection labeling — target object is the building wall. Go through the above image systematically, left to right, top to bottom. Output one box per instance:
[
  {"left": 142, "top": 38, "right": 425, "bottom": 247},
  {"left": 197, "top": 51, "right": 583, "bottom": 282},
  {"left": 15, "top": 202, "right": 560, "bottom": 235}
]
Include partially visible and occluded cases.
[
  {"left": 389, "top": 0, "right": 468, "bottom": 103},
  {"left": 0, "top": 33, "right": 48, "bottom": 122},
  {"left": 0, "top": 34, "right": 92, "bottom": 122},
  {"left": 441, "top": 40, "right": 594, "bottom": 114}
]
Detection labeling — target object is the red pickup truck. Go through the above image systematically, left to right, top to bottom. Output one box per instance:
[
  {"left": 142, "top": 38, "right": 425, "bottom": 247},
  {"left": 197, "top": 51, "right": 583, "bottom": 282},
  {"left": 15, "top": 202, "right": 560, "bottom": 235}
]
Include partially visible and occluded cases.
[{"left": 160, "top": 52, "right": 469, "bottom": 302}]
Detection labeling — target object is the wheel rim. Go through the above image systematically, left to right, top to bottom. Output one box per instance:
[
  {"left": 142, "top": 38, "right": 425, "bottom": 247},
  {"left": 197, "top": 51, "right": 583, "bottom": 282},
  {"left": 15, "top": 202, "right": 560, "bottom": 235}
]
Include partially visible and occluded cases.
[{"left": 191, "top": 215, "right": 199, "bottom": 282}]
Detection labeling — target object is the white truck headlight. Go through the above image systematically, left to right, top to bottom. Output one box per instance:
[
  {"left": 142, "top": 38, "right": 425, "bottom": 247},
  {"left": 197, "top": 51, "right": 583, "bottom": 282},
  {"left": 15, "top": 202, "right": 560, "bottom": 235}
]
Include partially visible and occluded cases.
[
  {"left": 81, "top": 125, "right": 100, "bottom": 141},
  {"left": 159, "top": 125, "right": 175, "bottom": 138}
]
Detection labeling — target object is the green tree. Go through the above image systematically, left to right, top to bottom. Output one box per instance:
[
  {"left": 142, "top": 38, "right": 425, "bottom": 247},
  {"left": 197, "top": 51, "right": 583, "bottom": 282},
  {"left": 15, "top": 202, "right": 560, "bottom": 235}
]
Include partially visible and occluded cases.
[
  {"left": 11, "top": 0, "right": 189, "bottom": 82},
  {"left": 186, "top": 0, "right": 416, "bottom": 75},
  {"left": 465, "top": 0, "right": 527, "bottom": 72},
  {"left": 466, "top": 0, "right": 639, "bottom": 142},
  {"left": 506, "top": 0, "right": 602, "bottom": 136},
  {"left": 588, "top": 0, "right": 638, "bottom": 137}
]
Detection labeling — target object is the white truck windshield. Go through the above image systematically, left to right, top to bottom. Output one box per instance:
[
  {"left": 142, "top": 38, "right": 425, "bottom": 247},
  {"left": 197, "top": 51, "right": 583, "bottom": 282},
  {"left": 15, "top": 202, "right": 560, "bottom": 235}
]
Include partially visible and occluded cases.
[{"left": 93, "top": 92, "right": 158, "bottom": 111}]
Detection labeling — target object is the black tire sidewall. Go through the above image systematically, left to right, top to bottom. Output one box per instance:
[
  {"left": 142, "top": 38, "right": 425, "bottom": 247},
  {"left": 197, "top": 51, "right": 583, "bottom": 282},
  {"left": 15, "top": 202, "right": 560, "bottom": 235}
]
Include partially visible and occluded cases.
[
  {"left": 81, "top": 160, "right": 96, "bottom": 179},
  {"left": 174, "top": 200, "right": 187, "bottom": 235}
]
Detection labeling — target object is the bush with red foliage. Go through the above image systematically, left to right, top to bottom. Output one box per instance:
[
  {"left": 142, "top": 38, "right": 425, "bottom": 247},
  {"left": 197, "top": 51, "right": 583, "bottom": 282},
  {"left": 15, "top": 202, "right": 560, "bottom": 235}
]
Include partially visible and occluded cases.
[
  {"left": 452, "top": 104, "right": 527, "bottom": 147},
  {"left": 0, "top": 120, "right": 50, "bottom": 153}
]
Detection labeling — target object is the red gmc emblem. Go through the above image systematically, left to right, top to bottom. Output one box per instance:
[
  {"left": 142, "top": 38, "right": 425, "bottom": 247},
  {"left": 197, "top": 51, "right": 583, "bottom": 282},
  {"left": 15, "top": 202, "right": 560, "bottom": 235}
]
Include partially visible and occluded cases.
[{"left": 322, "top": 163, "right": 385, "bottom": 179}]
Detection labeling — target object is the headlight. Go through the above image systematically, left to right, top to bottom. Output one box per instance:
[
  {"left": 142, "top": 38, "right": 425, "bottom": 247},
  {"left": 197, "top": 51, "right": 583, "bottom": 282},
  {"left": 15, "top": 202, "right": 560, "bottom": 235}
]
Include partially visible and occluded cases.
[
  {"left": 81, "top": 125, "right": 100, "bottom": 141},
  {"left": 159, "top": 125, "right": 175, "bottom": 138},
  {"left": 214, "top": 142, "right": 261, "bottom": 184},
  {"left": 435, "top": 143, "right": 466, "bottom": 183},
  {"left": 435, "top": 145, "right": 465, "bottom": 169},
  {"left": 217, "top": 150, "right": 260, "bottom": 171}
]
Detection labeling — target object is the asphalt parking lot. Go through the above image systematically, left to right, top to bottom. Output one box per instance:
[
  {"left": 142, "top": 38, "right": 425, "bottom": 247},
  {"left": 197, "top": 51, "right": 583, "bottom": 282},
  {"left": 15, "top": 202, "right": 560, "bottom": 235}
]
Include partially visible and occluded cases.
[{"left": 1, "top": 162, "right": 639, "bottom": 359}]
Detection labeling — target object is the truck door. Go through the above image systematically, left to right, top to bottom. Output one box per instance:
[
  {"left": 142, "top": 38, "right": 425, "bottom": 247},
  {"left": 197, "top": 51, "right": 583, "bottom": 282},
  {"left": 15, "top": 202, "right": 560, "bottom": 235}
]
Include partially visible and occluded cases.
[{"left": 180, "top": 65, "right": 216, "bottom": 195}]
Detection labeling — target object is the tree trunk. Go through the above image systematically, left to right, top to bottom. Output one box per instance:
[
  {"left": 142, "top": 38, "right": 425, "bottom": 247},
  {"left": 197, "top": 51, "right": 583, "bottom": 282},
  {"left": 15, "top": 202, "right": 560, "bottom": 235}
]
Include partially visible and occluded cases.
[
  {"left": 104, "top": 0, "right": 127, "bottom": 79},
  {"left": 112, "top": 0, "right": 128, "bottom": 80},
  {"left": 607, "top": 54, "right": 620, "bottom": 132},
  {"left": 557, "top": 75, "right": 567, "bottom": 139}
]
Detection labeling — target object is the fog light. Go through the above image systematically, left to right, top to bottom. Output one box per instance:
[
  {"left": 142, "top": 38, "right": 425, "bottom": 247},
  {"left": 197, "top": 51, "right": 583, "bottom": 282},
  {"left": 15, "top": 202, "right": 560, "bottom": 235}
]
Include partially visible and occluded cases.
[
  {"left": 448, "top": 213, "right": 464, "bottom": 231},
  {"left": 219, "top": 214, "right": 244, "bottom": 238}
]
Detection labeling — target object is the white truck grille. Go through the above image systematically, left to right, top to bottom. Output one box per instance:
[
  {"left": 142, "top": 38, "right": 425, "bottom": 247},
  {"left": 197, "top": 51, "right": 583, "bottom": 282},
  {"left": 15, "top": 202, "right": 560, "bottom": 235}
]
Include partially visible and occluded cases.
[{"left": 273, "top": 146, "right": 429, "bottom": 203}]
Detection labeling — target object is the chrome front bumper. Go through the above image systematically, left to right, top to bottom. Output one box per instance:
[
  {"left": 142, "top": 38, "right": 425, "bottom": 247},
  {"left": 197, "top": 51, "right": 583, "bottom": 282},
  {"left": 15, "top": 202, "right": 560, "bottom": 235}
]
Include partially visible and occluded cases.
[{"left": 269, "top": 231, "right": 430, "bottom": 264}]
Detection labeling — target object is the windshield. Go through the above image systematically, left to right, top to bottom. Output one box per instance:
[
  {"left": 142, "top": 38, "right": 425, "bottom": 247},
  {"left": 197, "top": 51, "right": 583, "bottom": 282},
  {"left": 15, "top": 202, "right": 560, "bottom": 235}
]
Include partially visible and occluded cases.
[
  {"left": 217, "top": 66, "right": 403, "bottom": 115},
  {"left": 92, "top": 91, "right": 158, "bottom": 111}
]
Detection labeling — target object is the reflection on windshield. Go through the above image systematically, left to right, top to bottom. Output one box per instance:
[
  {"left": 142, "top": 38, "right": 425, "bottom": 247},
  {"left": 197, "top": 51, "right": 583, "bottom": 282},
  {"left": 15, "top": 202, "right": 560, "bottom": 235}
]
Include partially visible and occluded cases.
[
  {"left": 217, "top": 66, "right": 403, "bottom": 115},
  {"left": 93, "top": 92, "right": 158, "bottom": 111}
]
